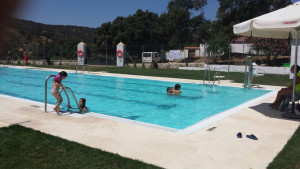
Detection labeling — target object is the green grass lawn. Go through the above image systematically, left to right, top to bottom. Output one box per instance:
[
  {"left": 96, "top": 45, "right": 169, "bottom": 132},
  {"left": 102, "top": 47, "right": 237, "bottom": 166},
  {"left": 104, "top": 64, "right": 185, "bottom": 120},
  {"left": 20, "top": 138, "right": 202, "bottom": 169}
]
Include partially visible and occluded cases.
[
  {"left": 3, "top": 64, "right": 298, "bottom": 168},
  {"left": 0, "top": 125, "right": 162, "bottom": 169},
  {"left": 1, "top": 125, "right": 299, "bottom": 169},
  {"left": 267, "top": 126, "right": 300, "bottom": 169}
]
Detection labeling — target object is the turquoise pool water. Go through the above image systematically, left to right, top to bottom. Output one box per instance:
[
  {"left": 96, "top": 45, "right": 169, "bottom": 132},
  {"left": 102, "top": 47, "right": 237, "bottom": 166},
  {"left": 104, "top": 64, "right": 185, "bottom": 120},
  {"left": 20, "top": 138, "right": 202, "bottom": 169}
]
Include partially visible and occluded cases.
[{"left": 0, "top": 67, "right": 271, "bottom": 129}]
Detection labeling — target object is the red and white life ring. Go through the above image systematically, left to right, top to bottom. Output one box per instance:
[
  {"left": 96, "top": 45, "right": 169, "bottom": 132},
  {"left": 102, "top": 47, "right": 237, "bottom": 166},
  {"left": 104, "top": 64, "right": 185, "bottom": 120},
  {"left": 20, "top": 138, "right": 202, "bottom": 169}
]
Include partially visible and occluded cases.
[
  {"left": 77, "top": 50, "right": 84, "bottom": 57},
  {"left": 116, "top": 50, "right": 123, "bottom": 58}
]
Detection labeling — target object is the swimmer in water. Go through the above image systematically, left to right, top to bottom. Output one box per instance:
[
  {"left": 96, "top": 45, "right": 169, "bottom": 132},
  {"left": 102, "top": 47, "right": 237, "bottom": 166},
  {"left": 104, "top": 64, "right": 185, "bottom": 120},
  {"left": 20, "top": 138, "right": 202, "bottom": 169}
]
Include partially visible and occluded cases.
[{"left": 166, "top": 84, "right": 181, "bottom": 95}]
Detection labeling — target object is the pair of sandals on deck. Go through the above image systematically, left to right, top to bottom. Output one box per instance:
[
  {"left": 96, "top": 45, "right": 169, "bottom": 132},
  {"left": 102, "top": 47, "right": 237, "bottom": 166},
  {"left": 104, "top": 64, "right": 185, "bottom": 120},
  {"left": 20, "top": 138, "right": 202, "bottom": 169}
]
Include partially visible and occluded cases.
[{"left": 237, "top": 132, "right": 258, "bottom": 140}]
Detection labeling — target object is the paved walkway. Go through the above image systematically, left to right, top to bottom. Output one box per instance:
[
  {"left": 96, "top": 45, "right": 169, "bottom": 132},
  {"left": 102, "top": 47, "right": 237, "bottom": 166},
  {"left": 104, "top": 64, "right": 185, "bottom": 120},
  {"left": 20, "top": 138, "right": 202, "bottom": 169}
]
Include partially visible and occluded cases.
[{"left": 0, "top": 66, "right": 299, "bottom": 169}]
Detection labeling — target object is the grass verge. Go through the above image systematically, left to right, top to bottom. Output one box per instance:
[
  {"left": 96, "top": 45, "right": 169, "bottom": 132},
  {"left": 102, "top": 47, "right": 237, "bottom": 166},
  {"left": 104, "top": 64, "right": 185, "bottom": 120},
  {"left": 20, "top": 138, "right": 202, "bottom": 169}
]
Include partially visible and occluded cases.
[
  {"left": 32, "top": 64, "right": 292, "bottom": 86},
  {"left": 0, "top": 125, "right": 162, "bottom": 169},
  {"left": 267, "top": 125, "right": 300, "bottom": 169}
]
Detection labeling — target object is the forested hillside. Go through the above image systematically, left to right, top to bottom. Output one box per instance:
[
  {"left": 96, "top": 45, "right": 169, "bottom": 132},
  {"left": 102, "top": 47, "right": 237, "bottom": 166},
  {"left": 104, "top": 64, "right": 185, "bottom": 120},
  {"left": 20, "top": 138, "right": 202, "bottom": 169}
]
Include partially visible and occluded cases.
[{"left": 0, "top": 18, "right": 97, "bottom": 60}]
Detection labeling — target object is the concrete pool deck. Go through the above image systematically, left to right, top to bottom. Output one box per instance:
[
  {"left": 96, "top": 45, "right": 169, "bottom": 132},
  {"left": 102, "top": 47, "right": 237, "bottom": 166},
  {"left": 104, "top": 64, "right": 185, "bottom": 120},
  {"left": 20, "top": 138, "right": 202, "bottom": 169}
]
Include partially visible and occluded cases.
[{"left": 0, "top": 65, "right": 299, "bottom": 169}]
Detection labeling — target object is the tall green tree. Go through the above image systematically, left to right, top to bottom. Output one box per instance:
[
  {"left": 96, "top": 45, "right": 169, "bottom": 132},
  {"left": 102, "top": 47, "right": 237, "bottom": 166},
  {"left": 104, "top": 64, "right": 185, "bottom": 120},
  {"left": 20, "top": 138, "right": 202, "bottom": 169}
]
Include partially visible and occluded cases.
[
  {"left": 94, "top": 0, "right": 209, "bottom": 57},
  {"left": 165, "top": 0, "right": 208, "bottom": 48},
  {"left": 215, "top": 0, "right": 292, "bottom": 40},
  {"left": 94, "top": 10, "right": 164, "bottom": 55}
]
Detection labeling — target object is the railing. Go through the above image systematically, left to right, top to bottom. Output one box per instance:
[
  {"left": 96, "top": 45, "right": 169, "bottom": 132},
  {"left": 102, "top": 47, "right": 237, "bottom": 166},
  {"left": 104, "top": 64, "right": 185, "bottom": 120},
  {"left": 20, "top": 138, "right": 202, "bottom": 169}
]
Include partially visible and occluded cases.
[
  {"left": 4, "top": 49, "right": 20, "bottom": 67},
  {"left": 244, "top": 56, "right": 253, "bottom": 89},
  {"left": 76, "top": 64, "right": 89, "bottom": 74},
  {"left": 203, "top": 66, "right": 211, "bottom": 84},
  {"left": 212, "top": 69, "right": 221, "bottom": 87},
  {"left": 45, "top": 75, "right": 55, "bottom": 112},
  {"left": 45, "top": 75, "right": 81, "bottom": 113},
  {"left": 59, "top": 87, "right": 81, "bottom": 113}
]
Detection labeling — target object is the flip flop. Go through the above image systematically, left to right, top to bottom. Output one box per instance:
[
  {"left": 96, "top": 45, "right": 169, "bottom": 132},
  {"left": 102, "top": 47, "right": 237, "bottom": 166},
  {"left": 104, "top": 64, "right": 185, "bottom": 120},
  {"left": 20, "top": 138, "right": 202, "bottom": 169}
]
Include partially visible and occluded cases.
[
  {"left": 206, "top": 127, "right": 217, "bottom": 132},
  {"left": 237, "top": 132, "right": 242, "bottom": 138},
  {"left": 246, "top": 134, "right": 258, "bottom": 140}
]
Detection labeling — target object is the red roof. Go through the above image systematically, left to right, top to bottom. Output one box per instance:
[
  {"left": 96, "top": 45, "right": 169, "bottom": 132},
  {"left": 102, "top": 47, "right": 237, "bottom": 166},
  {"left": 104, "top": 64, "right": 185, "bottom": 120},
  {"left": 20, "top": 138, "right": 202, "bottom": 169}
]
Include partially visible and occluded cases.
[
  {"left": 231, "top": 37, "right": 250, "bottom": 43},
  {"left": 184, "top": 47, "right": 200, "bottom": 50}
]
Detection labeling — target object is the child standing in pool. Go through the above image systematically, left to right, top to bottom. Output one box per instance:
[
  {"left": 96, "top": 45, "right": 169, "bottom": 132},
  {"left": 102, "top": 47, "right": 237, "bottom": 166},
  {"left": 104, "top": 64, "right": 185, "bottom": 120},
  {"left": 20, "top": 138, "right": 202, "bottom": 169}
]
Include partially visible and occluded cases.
[
  {"left": 51, "top": 71, "right": 68, "bottom": 114},
  {"left": 166, "top": 84, "right": 181, "bottom": 95}
]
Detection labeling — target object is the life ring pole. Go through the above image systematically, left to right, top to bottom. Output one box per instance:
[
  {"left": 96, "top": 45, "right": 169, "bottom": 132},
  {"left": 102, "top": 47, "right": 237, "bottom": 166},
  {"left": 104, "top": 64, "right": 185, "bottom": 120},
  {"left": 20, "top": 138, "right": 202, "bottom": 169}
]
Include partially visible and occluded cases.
[{"left": 116, "top": 50, "right": 123, "bottom": 58}]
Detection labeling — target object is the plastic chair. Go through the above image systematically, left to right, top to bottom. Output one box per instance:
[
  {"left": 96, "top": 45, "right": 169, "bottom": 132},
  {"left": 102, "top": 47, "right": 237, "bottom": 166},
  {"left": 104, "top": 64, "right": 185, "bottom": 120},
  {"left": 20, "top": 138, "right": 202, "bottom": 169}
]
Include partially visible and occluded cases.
[
  {"left": 251, "top": 67, "right": 265, "bottom": 87},
  {"left": 279, "top": 94, "right": 300, "bottom": 112}
]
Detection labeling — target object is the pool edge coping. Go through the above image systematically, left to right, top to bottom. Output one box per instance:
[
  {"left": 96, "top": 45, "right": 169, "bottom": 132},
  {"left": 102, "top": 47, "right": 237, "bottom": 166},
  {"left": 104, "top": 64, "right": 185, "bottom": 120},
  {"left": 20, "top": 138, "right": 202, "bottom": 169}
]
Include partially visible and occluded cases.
[{"left": 0, "top": 66, "right": 279, "bottom": 135}]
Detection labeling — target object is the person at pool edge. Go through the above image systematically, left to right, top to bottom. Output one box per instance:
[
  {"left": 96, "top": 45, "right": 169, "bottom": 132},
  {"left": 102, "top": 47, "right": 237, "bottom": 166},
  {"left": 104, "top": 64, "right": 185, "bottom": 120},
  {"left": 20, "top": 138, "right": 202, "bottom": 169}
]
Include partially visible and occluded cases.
[
  {"left": 23, "top": 51, "right": 28, "bottom": 66},
  {"left": 269, "top": 65, "right": 300, "bottom": 109},
  {"left": 51, "top": 71, "right": 68, "bottom": 114},
  {"left": 167, "top": 84, "right": 181, "bottom": 95}
]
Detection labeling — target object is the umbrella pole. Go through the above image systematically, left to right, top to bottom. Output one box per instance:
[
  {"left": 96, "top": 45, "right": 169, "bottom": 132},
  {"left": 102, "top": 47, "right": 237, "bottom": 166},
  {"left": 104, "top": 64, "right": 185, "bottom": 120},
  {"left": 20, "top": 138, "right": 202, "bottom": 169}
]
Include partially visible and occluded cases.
[
  {"left": 282, "top": 28, "right": 300, "bottom": 119},
  {"left": 292, "top": 29, "right": 299, "bottom": 114}
]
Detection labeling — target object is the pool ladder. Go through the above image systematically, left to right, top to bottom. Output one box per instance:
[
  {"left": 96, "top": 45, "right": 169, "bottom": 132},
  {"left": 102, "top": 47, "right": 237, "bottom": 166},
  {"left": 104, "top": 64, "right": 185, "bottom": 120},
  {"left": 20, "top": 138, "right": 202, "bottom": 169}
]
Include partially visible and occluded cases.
[
  {"left": 244, "top": 56, "right": 253, "bottom": 89},
  {"left": 76, "top": 64, "right": 89, "bottom": 74},
  {"left": 203, "top": 66, "right": 221, "bottom": 87},
  {"left": 203, "top": 66, "right": 211, "bottom": 84},
  {"left": 45, "top": 75, "right": 82, "bottom": 113},
  {"left": 59, "top": 87, "right": 82, "bottom": 113}
]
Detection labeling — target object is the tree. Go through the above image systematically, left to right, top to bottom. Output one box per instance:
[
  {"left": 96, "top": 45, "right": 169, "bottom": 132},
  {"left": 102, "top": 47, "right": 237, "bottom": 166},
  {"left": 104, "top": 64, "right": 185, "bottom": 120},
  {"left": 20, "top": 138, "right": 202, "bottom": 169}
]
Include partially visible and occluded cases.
[
  {"left": 93, "top": 0, "right": 209, "bottom": 58},
  {"left": 166, "top": 0, "right": 208, "bottom": 48},
  {"left": 211, "top": 0, "right": 292, "bottom": 66},
  {"left": 215, "top": 0, "right": 292, "bottom": 40},
  {"left": 271, "top": 0, "right": 292, "bottom": 10},
  {"left": 94, "top": 10, "right": 164, "bottom": 56},
  {"left": 205, "top": 32, "right": 230, "bottom": 63},
  {"left": 250, "top": 37, "right": 290, "bottom": 65}
]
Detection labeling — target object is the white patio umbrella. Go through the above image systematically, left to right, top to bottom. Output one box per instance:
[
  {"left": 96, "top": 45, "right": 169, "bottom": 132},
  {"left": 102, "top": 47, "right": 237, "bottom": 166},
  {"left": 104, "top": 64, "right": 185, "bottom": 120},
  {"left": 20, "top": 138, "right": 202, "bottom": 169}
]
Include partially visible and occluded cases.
[{"left": 233, "top": 1, "right": 300, "bottom": 118}]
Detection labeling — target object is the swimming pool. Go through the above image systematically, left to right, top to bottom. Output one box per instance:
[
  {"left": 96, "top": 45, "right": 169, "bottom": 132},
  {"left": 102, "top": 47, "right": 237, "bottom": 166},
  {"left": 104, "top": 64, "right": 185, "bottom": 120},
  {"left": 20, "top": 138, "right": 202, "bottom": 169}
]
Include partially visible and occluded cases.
[{"left": 0, "top": 67, "right": 272, "bottom": 130}]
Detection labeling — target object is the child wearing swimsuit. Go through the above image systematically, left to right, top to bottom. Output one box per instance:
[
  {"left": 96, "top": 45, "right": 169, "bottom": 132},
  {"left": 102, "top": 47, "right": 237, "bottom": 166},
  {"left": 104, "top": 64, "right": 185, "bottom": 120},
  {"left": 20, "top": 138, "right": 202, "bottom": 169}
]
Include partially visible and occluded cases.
[{"left": 51, "top": 71, "right": 68, "bottom": 114}]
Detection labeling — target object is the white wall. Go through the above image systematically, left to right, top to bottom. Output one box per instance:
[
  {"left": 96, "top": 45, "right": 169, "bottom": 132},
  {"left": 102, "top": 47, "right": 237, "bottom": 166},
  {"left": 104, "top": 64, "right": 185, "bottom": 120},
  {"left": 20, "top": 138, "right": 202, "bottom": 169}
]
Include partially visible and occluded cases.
[
  {"left": 165, "top": 42, "right": 253, "bottom": 59},
  {"left": 198, "top": 43, "right": 253, "bottom": 57},
  {"left": 230, "top": 43, "right": 252, "bottom": 54},
  {"left": 199, "top": 44, "right": 205, "bottom": 56},
  {"left": 165, "top": 51, "right": 185, "bottom": 61},
  {"left": 202, "top": 64, "right": 290, "bottom": 75}
]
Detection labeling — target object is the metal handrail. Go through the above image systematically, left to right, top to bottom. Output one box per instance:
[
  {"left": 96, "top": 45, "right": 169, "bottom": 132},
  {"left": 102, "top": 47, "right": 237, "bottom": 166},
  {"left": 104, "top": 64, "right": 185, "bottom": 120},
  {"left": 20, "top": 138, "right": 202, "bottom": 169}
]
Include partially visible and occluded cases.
[
  {"left": 243, "top": 56, "right": 252, "bottom": 89},
  {"left": 76, "top": 64, "right": 89, "bottom": 74},
  {"left": 203, "top": 66, "right": 211, "bottom": 84},
  {"left": 203, "top": 68, "right": 207, "bottom": 84},
  {"left": 212, "top": 69, "right": 221, "bottom": 86},
  {"left": 45, "top": 75, "right": 55, "bottom": 112},
  {"left": 59, "top": 87, "right": 82, "bottom": 113}
]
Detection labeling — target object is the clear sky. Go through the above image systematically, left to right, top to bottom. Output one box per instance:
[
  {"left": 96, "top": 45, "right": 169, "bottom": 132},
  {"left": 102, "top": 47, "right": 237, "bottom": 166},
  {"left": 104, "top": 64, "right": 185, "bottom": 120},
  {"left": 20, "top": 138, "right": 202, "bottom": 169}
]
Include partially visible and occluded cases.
[{"left": 15, "top": 0, "right": 298, "bottom": 28}]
